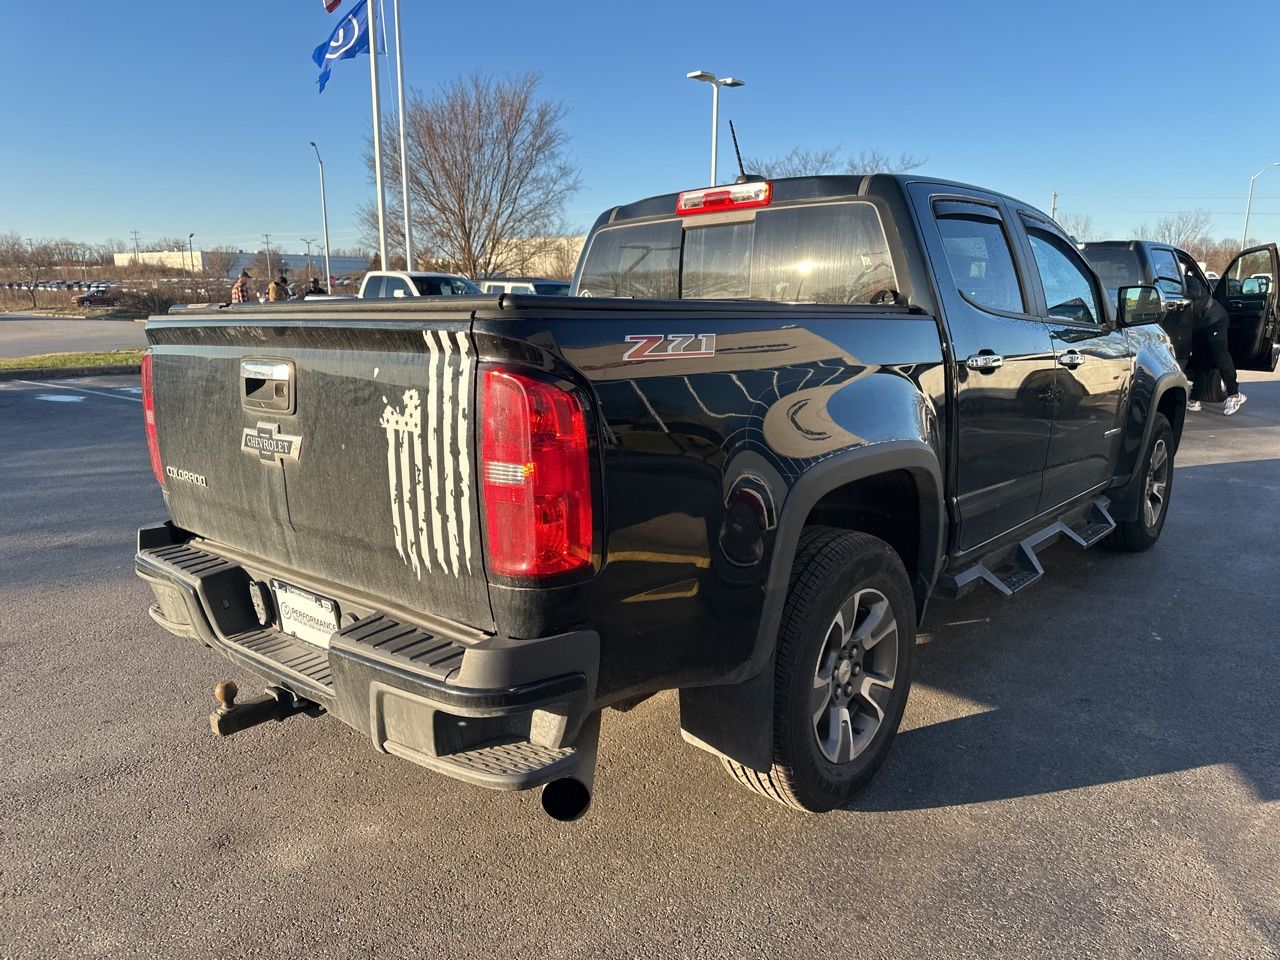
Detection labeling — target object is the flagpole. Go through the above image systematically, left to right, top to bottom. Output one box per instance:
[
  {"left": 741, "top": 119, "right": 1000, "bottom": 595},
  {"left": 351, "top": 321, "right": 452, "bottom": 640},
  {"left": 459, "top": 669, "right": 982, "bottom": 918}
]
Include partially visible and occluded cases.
[
  {"left": 366, "top": 0, "right": 389, "bottom": 268},
  {"left": 392, "top": 0, "right": 413, "bottom": 270}
]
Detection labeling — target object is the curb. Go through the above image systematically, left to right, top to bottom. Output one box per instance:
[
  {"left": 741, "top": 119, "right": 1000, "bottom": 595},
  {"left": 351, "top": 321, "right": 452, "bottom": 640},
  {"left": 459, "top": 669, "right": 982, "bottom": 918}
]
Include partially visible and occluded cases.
[{"left": 0, "top": 364, "right": 141, "bottom": 382}]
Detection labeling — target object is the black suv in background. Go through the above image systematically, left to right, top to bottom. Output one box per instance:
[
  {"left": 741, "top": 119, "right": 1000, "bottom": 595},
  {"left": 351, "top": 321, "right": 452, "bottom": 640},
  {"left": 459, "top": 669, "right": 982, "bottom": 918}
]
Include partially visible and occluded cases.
[{"left": 1080, "top": 240, "right": 1280, "bottom": 396}]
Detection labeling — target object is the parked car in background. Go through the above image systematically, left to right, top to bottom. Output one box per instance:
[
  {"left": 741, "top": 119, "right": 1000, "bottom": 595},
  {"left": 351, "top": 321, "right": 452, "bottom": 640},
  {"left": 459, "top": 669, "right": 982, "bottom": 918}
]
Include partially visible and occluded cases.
[
  {"left": 1079, "top": 240, "right": 1280, "bottom": 385},
  {"left": 357, "top": 271, "right": 480, "bottom": 298},
  {"left": 478, "top": 277, "right": 571, "bottom": 296},
  {"left": 72, "top": 289, "right": 118, "bottom": 307}
]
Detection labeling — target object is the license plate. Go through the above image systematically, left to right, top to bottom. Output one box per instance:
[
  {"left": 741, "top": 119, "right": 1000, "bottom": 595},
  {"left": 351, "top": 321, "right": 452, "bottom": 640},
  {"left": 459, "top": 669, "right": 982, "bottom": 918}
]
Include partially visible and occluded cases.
[{"left": 272, "top": 580, "right": 340, "bottom": 649}]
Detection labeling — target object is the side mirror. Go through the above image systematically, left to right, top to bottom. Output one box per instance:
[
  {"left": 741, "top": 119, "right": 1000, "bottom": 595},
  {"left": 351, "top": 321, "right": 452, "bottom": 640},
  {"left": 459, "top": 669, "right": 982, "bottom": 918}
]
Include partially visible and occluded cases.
[
  {"left": 1117, "top": 285, "right": 1165, "bottom": 327},
  {"left": 392, "top": 288, "right": 408, "bottom": 298}
]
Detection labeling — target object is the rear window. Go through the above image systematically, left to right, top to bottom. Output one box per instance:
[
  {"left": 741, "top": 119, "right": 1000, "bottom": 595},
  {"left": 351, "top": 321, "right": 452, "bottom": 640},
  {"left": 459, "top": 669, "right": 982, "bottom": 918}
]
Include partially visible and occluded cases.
[
  {"left": 577, "top": 201, "right": 897, "bottom": 304},
  {"left": 1080, "top": 246, "right": 1143, "bottom": 293},
  {"left": 413, "top": 276, "right": 480, "bottom": 296},
  {"left": 533, "top": 282, "right": 570, "bottom": 295}
]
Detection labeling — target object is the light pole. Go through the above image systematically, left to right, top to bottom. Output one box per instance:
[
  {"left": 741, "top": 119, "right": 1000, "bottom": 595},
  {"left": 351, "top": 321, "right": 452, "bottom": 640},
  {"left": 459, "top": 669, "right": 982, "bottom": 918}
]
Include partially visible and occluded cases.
[
  {"left": 687, "top": 70, "right": 745, "bottom": 186},
  {"left": 309, "top": 141, "right": 333, "bottom": 293},
  {"left": 1241, "top": 162, "right": 1280, "bottom": 252},
  {"left": 187, "top": 233, "right": 195, "bottom": 277},
  {"left": 302, "top": 238, "right": 317, "bottom": 283}
]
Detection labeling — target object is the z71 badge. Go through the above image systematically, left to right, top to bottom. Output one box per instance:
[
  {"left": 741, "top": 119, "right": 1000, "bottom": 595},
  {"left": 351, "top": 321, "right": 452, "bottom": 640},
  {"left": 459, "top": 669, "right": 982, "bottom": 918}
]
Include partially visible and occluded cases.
[
  {"left": 623, "top": 333, "right": 716, "bottom": 362},
  {"left": 242, "top": 422, "right": 302, "bottom": 464}
]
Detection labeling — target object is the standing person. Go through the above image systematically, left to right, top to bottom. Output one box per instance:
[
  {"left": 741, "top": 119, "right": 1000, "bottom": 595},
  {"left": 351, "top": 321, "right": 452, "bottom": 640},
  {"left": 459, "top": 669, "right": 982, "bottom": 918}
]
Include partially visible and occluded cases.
[
  {"left": 230, "top": 269, "right": 254, "bottom": 304},
  {"left": 268, "top": 274, "right": 290, "bottom": 301},
  {"left": 1186, "top": 279, "right": 1246, "bottom": 415}
]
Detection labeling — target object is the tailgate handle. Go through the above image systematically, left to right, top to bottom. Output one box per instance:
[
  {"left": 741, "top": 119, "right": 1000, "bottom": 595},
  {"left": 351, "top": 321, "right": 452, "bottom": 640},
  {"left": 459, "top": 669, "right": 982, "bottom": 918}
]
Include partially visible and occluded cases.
[{"left": 241, "top": 358, "right": 295, "bottom": 415}]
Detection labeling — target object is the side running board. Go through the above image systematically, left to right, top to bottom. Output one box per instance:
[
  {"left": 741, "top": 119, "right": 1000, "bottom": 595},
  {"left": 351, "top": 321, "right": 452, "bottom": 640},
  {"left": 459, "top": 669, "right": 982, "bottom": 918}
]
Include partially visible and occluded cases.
[{"left": 938, "top": 498, "right": 1117, "bottom": 600}]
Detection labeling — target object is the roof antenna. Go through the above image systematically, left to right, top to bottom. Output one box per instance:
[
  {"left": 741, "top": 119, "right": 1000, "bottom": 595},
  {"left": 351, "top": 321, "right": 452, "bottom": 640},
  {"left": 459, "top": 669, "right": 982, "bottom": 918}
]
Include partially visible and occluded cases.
[
  {"left": 729, "top": 120, "right": 747, "bottom": 180},
  {"left": 728, "top": 121, "right": 766, "bottom": 184}
]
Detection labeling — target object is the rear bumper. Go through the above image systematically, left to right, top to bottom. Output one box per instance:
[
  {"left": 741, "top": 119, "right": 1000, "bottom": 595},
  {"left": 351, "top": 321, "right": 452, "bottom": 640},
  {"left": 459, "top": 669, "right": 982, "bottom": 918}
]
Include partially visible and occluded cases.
[{"left": 135, "top": 523, "right": 599, "bottom": 791}]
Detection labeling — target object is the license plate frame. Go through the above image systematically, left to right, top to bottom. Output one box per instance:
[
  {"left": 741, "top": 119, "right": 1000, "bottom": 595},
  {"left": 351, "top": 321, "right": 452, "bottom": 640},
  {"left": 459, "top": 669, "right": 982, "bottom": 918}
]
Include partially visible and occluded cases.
[{"left": 272, "top": 579, "right": 340, "bottom": 649}]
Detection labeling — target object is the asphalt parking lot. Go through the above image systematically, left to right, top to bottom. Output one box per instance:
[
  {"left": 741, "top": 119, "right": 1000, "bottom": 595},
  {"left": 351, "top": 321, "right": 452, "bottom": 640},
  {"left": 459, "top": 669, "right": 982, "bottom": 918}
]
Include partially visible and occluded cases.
[
  {"left": 0, "top": 315, "right": 147, "bottom": 358},
  {"left": 1, "top": 372, "right": 1277, "bottom": 960}
]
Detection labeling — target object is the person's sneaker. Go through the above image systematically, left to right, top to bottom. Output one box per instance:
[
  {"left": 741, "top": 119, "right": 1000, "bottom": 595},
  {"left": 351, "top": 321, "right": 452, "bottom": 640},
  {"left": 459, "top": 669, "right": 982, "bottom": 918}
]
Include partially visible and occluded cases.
[
  {"left": 1223, "top": 393, "right": 1247, "bottom": 416},
  {"left": 1186, "top": 399, "right": 1202, "bottom": 412}
]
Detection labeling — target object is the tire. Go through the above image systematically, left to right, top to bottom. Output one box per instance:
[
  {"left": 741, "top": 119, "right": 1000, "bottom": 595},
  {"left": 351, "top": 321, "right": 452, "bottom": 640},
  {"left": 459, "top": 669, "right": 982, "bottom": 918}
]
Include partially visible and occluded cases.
[
  {"left": 1198, "top": 370, "right": 1226, "bottom": 404},
  {"left": 1107, "top": 413, "right": 1174, "bottom": 553},
  {"left": 723, "top": 528, "right": 916, "bottom": 812}
]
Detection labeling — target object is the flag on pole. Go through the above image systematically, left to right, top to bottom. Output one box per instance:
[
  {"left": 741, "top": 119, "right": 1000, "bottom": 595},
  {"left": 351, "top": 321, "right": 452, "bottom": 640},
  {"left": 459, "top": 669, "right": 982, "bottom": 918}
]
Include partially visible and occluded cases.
[
  {"left": 312, "top": 0, "right": 381, "bottom": 93},
  {"left": 323, "top": 0, "right": 342, "bottom": 11}
]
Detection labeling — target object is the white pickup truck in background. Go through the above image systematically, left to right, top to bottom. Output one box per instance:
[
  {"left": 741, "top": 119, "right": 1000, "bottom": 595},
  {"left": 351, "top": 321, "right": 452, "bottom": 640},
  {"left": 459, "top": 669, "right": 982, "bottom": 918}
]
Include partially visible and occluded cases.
[{"left": 357, "top": 270, "right": 481, "bottom": 298}]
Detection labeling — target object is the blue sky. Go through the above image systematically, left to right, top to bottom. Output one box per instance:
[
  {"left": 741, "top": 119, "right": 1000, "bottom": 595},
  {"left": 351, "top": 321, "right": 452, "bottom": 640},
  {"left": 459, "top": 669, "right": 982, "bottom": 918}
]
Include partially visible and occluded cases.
[{"left": 2, "top": 0, "right": 1278, "bottom": 254}]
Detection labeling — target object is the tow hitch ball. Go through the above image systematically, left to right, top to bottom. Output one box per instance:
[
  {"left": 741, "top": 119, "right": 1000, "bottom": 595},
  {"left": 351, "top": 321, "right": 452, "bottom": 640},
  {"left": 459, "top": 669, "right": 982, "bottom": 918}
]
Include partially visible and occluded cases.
[{"left": 209, "top": 680, "right": 314, "bottom": 736}]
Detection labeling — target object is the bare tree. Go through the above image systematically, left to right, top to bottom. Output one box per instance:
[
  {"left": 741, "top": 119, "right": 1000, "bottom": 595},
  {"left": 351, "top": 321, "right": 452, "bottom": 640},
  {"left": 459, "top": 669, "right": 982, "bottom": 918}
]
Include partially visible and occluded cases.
[
  {"left": 364, "top": 72, "right": 580, "bottom": 279},
  {"left": 745, "top": 145, "right": 924, "bottom": 179},
  {"left": 745, "top": 146, "right": 843, "bottom": 178},
  {"left": 847, "top": 149, "right": 926, "bottom": 175},
  {"left": 1131, "top": 210, "right": 1213, "bottom": 254},
  {"left": 1057, "top": 213, "right": 1096, "bottom": 242},
  {"left": 540, "top": 236, "right": 583, "bottom": 280},
  {"left": 12, "top": 238, "right": 55, "bottom": 309},
  {"left": 203, "top": 247, "right": 237, "bottom": 278}
]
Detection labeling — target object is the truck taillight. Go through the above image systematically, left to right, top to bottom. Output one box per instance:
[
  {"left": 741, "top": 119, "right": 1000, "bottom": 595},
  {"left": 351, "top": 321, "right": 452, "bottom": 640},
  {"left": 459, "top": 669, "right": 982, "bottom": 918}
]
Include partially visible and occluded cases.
[
  {"left": 676, "top": 180, "right": 772, "bottom": 216},
  {"left": 141, "top": 351, "right": 165, "bottom": 487},
  {"left": 481, "top": 369, "right": 591, "bottom": 578}
]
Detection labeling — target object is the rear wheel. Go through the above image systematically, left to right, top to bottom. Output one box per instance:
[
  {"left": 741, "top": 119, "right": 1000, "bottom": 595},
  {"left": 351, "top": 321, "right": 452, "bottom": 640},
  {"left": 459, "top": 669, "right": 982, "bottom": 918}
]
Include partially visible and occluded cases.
[
  {"left": 1107, "top": 414, "right": 1174, "bottom": 553},
  {"left": 723, "top": 528, "right": 915, "bottom": 812}
]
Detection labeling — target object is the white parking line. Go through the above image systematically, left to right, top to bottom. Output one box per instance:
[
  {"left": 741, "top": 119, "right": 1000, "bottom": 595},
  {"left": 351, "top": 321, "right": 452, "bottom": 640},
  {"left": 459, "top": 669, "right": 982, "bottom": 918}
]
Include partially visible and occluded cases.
[{"left": 15, "top": 380, "right": 142, "bottom": 403}]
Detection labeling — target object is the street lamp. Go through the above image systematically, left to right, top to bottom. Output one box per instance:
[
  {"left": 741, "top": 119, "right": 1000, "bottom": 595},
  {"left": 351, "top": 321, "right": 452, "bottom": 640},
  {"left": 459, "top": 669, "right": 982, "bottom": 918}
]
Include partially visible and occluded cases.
[
  {"left": 687, "top": 70, "right": 745, "bottom": 187},
  {"left": 309, "top": 140, "right": 333, "bottom": 293},
  {"left": 1241, "top": 162, "right": 1280, "bottom": 252},
  {"left": 187, "top": 233, "right": 195, "bottom": 277},
  {"left": 302, "top": 238, "right": 317, "bottom": 283}
]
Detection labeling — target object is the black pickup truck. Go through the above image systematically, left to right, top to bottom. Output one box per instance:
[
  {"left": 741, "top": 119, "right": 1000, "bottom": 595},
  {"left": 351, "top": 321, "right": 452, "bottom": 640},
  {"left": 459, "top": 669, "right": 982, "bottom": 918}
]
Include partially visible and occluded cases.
[
  {"left": 136, "top": 174, "right": 1187, "bottom": 820},
  {"left": 1080, "top": 239, "right": 1280, "bottom": 386}
]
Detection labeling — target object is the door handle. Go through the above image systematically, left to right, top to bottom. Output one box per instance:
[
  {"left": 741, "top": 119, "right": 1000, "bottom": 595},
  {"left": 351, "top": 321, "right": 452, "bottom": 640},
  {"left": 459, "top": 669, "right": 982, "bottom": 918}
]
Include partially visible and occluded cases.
[
  {"left": 1230, "top": 300, "right": 1244, "bottom": 309},
  {"left": 1057, "top": 351, "right": 1086, "bottom": 369},
  {"left": 965, "top": 353, "right": 1004, "bottom": 372}
]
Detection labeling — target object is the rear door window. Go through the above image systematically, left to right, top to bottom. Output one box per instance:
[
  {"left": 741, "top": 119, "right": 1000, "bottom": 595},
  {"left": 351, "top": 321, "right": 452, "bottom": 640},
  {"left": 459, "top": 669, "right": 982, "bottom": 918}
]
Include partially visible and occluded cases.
[{"left": 933, "top": 208, "right": 1025, "bottom": 314}]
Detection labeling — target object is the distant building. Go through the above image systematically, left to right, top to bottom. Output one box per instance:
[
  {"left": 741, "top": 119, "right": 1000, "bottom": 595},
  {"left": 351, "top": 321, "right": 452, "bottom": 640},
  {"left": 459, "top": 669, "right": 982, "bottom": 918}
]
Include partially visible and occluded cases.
[{"left": 114, "top": 250, "right": 369, "bottom": 277}]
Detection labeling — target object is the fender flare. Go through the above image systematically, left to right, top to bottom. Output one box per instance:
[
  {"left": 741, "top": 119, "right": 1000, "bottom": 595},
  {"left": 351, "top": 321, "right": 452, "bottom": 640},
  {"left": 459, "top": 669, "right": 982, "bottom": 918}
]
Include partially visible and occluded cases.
[{"left": 679, "top": 439, "right": 945, "bottom": 770}]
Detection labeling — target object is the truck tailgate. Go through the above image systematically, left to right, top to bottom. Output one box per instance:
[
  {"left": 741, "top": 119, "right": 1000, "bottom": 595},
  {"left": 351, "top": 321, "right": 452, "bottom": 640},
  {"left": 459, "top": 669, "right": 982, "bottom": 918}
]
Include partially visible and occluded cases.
[{"left": 146, "top": 312, "right": 492, "bottom": 633}]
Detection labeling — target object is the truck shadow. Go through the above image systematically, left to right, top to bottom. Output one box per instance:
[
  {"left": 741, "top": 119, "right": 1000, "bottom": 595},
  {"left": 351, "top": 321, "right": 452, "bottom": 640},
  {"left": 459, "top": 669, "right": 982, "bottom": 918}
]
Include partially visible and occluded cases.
[{"left": 852, "top": 456, "right": 1280, "bottom": 812}]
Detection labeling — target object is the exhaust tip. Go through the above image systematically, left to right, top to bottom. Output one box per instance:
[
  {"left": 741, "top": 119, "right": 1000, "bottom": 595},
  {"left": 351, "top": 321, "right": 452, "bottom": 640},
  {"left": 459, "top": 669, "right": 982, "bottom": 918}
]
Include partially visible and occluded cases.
[{"left": 540, "top": 777, "right": 592, "bottom": 822}]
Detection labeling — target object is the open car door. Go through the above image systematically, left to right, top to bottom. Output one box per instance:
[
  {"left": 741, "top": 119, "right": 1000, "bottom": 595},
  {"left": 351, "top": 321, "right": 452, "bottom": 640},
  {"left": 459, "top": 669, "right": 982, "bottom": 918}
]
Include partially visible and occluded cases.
[{"left": 1214, "top": 243, "right": 1280, "bottom": 371}]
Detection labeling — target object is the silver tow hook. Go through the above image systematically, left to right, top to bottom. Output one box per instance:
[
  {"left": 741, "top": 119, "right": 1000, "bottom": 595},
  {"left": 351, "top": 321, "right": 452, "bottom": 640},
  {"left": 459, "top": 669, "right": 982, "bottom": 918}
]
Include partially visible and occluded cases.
[{"left": 209, "top": 680, "right": 315, "bottom": 736}]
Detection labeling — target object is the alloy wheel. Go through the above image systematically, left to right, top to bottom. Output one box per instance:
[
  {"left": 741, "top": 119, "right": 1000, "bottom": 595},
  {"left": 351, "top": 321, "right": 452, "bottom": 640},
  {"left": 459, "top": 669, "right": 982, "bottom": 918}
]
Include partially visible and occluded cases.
[
  {"left": 1144, "top": 439, "right": 1169, "bottom": 529},
  {"left": 810, "top": 588, "right": 898, "bottom": 764}
]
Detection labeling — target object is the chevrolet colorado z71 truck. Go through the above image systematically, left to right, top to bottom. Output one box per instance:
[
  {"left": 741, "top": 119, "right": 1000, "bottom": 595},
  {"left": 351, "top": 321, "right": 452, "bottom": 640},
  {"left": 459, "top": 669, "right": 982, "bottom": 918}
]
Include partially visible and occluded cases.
[{"left": 136, "top": 174, "right": 1186, "bottom": 820}]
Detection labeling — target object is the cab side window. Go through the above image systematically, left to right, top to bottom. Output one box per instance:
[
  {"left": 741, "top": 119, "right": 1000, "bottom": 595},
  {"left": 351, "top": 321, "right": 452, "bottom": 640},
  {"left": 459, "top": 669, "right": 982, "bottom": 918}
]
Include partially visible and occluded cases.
[
  {"left": 933, "top": 205, "right": 1026, "bottom": 314},
  {"left": 1025, "top": 227, "right": 1103, "bottom": 325},
  {"left": 1148, "top": 248, "right": 1183, "bottom": 295},
  {"left": 382, "top": 277, "right": 412, "bottom": 297}
]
